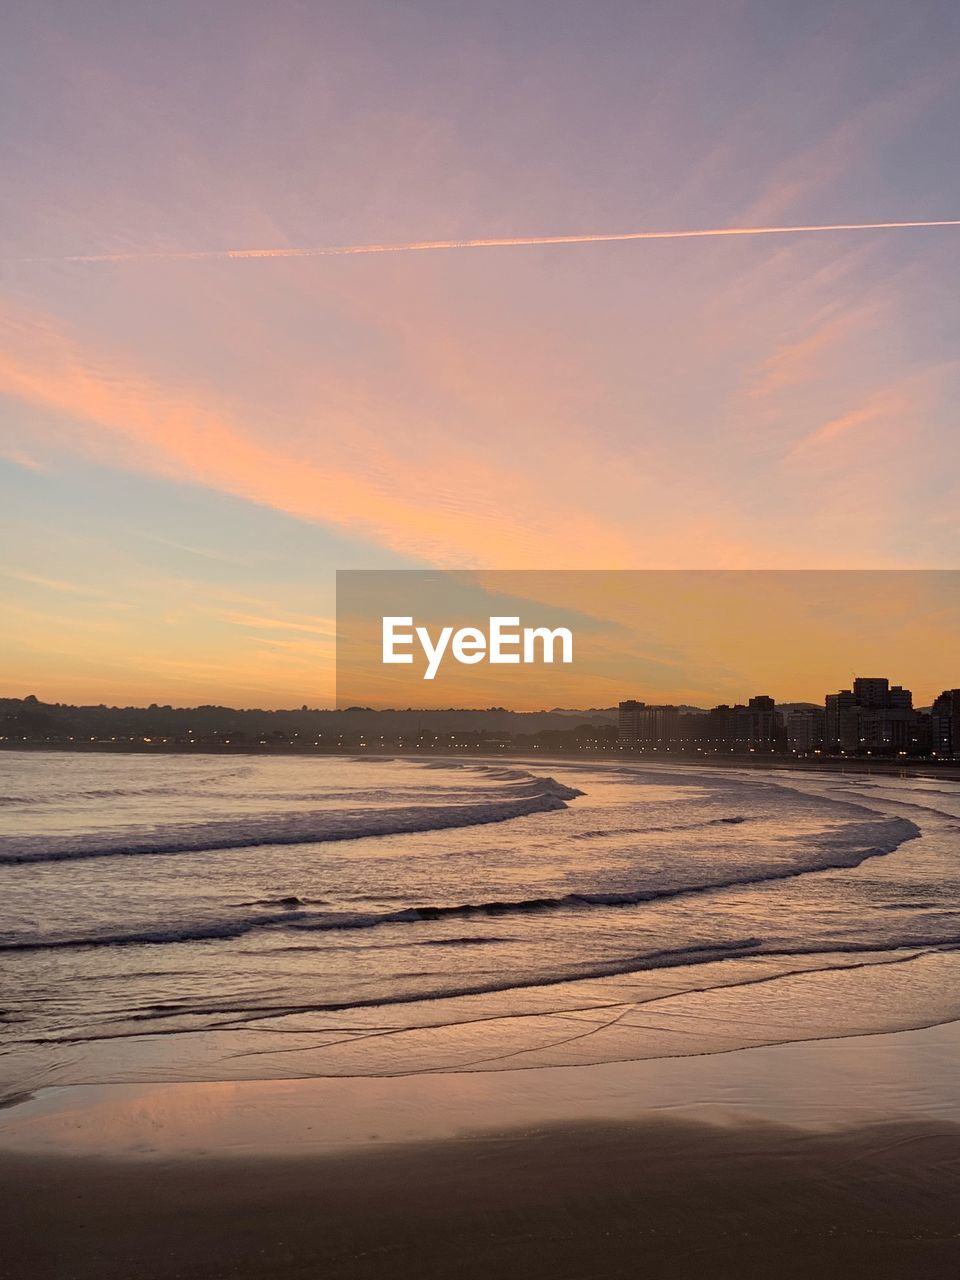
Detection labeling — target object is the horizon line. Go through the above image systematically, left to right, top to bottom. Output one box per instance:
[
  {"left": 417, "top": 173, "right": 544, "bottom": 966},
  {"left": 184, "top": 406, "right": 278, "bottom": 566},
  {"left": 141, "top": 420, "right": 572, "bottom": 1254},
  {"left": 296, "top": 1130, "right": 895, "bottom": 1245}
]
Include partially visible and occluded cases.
[{"left": 3, "top": 695, "right": 946, "bottom": 712}]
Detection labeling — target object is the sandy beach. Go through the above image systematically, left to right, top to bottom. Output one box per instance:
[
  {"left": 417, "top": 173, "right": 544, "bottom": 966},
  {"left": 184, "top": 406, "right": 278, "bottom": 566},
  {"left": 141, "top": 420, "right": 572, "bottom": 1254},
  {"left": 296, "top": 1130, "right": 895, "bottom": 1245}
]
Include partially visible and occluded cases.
[
  {"left": 4, "top": 1020, "right": 960, "bottom": 1279},
  {"left": 5, "top": 1116, "right": 960, "bottom": 1280}
]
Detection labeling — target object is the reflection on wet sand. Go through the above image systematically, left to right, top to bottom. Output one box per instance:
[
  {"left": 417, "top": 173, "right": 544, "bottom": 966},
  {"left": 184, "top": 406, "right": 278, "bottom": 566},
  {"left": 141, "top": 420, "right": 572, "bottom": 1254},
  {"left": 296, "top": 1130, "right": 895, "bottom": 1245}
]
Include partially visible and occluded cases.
[{"left": 5, "top": 1018, "right": 960, "bottom": 1160}]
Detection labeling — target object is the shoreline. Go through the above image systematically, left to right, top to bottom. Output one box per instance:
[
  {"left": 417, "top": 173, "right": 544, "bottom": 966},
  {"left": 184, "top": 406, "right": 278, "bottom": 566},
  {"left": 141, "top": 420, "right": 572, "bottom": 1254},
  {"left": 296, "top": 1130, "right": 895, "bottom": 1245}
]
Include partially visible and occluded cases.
[
  {"left": 3, "top": 740, "right": 960, "bottom": 781},
  {"left": 5, "top": 1018, "right": 960, "bottom": 1160}
]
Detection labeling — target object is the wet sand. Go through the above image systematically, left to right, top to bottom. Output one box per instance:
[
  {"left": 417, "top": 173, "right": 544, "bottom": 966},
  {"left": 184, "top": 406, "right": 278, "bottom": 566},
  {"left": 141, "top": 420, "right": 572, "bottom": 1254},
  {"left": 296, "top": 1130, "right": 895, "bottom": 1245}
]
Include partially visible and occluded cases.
[
  {"left": 5, "top": 1023, "right": 960, "bottom": 1278},
  {"left": 3, "top": 1115, "right": 960, "bottom": 1279}
]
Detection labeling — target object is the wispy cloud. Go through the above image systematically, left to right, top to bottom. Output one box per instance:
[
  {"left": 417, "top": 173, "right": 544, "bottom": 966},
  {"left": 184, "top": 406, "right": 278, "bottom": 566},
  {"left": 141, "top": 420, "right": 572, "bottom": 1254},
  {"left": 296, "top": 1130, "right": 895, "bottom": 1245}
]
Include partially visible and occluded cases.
[
  {"left": 739, "top": 74, "right": 950, "bottom": 226},
  {"left": 0, "top": 300, "right": 637, "bottom": 568},
  {"left": 745, "top": 301, "right": 885, "bottom": 403},
  {"left": 785, "top": 362, "right": 954, "bottom": 462},
  {"left": 789, "top": 399, "right": 894, "bottom": 456},
  {"left": 0, "top": 444, "right": 45, "bottom": 471},
  {"left": 1, "top": 569, "right": 93, "bottom": 595},
  {"left": 220, "top": 611, "right": 337, "bottom": 638}
]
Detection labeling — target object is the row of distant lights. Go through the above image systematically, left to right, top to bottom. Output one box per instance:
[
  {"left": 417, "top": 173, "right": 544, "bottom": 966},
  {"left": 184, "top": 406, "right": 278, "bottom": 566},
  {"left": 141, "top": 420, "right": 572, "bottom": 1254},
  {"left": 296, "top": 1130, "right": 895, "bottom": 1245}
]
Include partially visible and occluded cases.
[{"left": 0, "top": 735, "right": 943, "bottom": 758}]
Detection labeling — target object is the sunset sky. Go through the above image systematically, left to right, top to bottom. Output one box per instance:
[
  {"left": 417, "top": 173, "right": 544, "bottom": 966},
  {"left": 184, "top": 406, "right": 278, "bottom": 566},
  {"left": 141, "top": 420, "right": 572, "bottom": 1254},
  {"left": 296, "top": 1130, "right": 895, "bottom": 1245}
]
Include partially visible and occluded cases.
[
  {"left": 2, "top": 1, "right": 959, "bottom": 707},
  {"left": 337, "top": 571, "right": 960, "bottom": 709}
]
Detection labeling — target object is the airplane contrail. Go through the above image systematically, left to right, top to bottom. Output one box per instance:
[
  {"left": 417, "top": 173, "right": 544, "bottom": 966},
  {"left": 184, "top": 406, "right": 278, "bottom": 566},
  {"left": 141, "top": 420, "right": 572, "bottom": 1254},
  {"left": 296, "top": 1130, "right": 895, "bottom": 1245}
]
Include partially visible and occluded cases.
[{"left": 16, "top": 218, "right": 960, "bottom": 264}]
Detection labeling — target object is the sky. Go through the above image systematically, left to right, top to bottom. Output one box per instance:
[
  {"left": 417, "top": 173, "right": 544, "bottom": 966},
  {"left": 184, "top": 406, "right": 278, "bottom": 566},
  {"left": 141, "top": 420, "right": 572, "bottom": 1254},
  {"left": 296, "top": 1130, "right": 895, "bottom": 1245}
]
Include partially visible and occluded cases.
[
  {"left": 2, "top": 0, "right": 959, "bottom": 707},
  {"left": 337, "top": 571, "right": 960, "bottom": 709}
]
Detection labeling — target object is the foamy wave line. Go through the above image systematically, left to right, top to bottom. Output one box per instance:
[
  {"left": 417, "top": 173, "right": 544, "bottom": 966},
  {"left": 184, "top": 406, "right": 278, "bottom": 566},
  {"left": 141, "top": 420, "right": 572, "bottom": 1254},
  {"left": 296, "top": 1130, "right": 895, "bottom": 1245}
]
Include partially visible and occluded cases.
[
  {"left": 0, "top": 776, "right": 582, "bottom": 866},
  {"left": 285, "top": 815, "right": 917, "bottom": 934},
  {"left": 0, "top": 816, "right": 919, "bottom": 953}
]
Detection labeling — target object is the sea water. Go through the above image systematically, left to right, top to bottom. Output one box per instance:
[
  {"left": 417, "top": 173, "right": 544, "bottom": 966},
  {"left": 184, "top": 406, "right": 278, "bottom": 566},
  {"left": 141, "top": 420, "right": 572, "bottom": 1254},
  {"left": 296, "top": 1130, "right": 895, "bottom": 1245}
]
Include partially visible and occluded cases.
[{"left": 1, "top": 752, "right": 959, "bottom": 1098}]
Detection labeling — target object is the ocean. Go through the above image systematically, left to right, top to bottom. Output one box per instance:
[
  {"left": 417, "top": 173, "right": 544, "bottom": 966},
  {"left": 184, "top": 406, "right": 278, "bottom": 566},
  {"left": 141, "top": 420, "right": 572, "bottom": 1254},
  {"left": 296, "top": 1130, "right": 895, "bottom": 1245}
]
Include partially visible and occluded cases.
[{"left": 2, "top": 751, "right": 959, "bottom": 1101}]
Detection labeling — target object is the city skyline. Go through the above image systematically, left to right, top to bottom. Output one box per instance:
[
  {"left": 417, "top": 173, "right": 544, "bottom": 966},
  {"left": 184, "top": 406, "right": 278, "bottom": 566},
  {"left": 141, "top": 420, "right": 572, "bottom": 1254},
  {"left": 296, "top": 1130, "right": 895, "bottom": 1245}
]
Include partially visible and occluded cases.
[
  {"left": 4, "top": 673, "right": 960, "bottom": 759},
  {"left": 618, "top": 677, "right": 960, "bottom": 756}
]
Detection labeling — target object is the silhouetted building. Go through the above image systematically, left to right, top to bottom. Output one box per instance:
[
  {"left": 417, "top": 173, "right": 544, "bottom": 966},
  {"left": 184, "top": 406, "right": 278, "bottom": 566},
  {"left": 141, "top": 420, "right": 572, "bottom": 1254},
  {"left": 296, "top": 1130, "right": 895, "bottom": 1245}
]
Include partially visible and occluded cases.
[
  {"left": 853, "top": 677, "right": 890, "bottom": 708},
  {"left": 825, "top": 678, "right": 927, "bottom": 755},
  {"left": 825, "top": 689, "right": 857, "bottom": 750},
  {"left": 931, "top": 689, "right": 960, "bottom": 757},
  {"left": 746, "top": 695, "right": 781, "bottom": 749},
  {"left": 696, "top": 697, "right": 782, "bottom": 751},
  {"left": 618, "top": 700, "right": 679, "bottom": 747},
  {"left": 618, "top": 700, "right": 645, "bottom": 745},
  {"left": 703, "top": 703, "right": 735, "bottom": 746},
  {"left": 787, "top": 707, "right": 825, "bottom": 754},
  {"left": 676, "top": 711, "right": 707, "bottom": 748}
]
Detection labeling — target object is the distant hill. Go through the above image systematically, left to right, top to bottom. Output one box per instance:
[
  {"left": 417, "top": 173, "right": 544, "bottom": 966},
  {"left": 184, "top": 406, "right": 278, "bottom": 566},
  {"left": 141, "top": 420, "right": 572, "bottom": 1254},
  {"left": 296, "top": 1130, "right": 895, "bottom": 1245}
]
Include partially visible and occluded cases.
[{"left": 0, "top": 696, "right": 620, "bottom": 745}]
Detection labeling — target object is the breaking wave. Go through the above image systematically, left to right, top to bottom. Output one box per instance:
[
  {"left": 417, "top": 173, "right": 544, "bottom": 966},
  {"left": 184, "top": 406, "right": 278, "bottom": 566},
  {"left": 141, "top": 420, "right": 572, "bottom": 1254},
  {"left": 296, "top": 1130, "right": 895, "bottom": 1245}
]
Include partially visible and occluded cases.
[
  {"left": 0, "top": 774, "right": 582, "bottom": 866},
  {"left": 0, "top": 814, "right": 918, "bottom": 954}
]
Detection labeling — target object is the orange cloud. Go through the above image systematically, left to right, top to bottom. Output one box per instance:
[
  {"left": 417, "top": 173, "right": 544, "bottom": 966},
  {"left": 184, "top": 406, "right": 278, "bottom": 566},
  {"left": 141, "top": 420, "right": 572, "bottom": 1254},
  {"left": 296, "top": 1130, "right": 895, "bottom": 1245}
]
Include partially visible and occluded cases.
[
  {"left": 0, "top": 301, "right": 636, "bottom": 569},
  {"left": 746, "top": 301, "right": 884, "bottom": 403},
  {"left": 784, "top": 364, "right": 951, "bottom": 461},
  {"left": 792, "top": 401, "right": 890, "bottom": 454},
  {"left": 220, "top": 612, "right": 337, "bottom": 637}
]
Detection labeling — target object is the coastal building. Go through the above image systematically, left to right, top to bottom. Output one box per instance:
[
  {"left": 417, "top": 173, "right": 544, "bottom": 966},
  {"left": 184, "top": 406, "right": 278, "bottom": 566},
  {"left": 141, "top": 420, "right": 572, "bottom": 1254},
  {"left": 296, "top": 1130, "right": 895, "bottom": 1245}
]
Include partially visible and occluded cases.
[
  {"left": 852, "top": 677, "right": 891, "bottom": 708},
  {"left": 825, "top": 678, "right": 928, "bottom": 755},
  {"left": 825, "top": 689, "right": 857, "bottom": 750},
  {"left": 931, "top": 689, "right": 960, "bottom": 757},
  {"left": 745, "top": 695, "right": 780, "bottom": 749},
  {"left": 695, "top": 697, "right": 783, "bottom": 751},
  {"left": 617, "top": 700, "right": 680, "bottom": 747},
  {"left": 617, "top": 700, "right": 646, "bottom": 746},
  {"left": 702, "top": 703, "right": 735, "bottom": 746},
  {"left": 786, "top": 707, "right": 825, "bottom": 754}
]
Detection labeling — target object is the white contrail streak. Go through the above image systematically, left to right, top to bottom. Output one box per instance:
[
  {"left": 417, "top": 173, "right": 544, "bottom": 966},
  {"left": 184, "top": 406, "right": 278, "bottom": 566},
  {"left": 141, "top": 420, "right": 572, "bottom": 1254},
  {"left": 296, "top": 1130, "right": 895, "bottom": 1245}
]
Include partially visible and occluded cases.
[{"left": 15, "top": 218, "right": 960, "bottom": 264}]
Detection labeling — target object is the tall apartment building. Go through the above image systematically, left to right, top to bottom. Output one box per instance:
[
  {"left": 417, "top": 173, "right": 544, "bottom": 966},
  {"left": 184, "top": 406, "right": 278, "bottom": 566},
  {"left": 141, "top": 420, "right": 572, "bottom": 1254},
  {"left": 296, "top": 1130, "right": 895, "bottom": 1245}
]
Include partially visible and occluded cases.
[
  {"left": 852, "top": 677, "right": 890, "bottom": 708},
  {"left": 825, "top": 678, "right": 927, "bottom": 754},
  {"left": 825, "top": 689, "right": 857, "bottom": 749},
  {"left": 931, "top": 689, "right": 960, "bottom": 757},
  {"left": 746, "top": 695, "right": 780, "bottom": 748},
  {"left": 697, "top": 696, "right": 782, "bottom": 750},
  {"left": 617, "top": 700, "right": 680, "bottom": 747},
  {"left": 617, "top": 700, "right": 646, "bottom": 746},
  {"left": 786, "top": 707, "right": 825, "bottom": 754}
]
